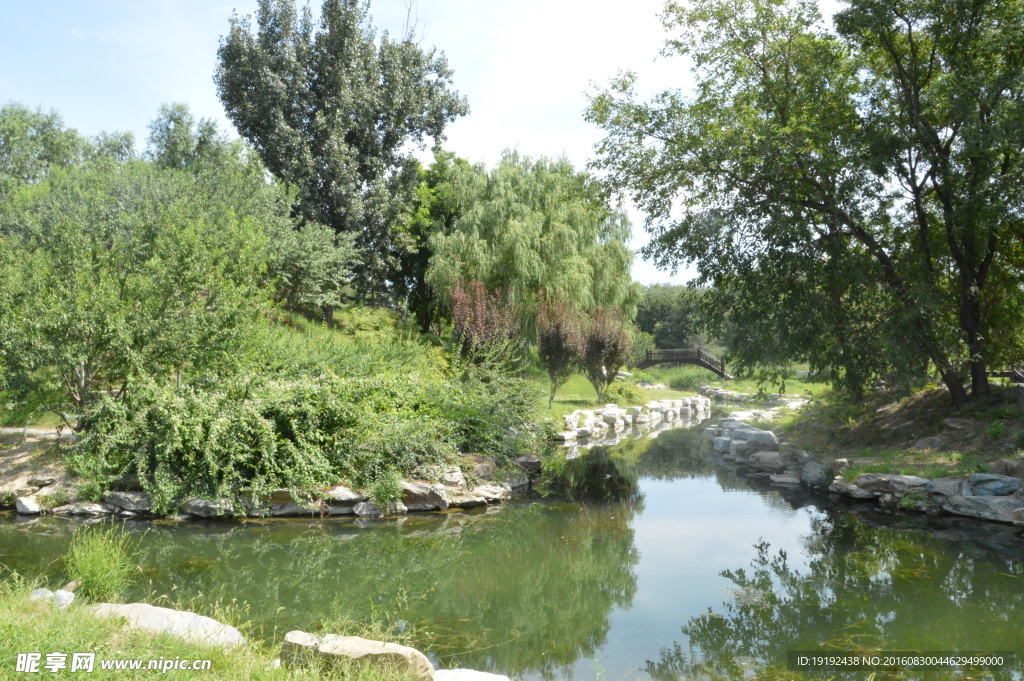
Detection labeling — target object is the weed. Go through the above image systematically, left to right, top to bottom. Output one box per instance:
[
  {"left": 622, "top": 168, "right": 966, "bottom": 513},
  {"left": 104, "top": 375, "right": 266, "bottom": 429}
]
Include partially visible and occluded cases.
[
  {"left": 988, "top": 421, "right": 1008, "bottom": 439},
  {"left": 367, "top": 469, "right": 403, "bottom": 511},
  {"left": 36, "top": 488, "right": 68, "bottom": 510},
  {"left": 898, "top": 491, "right": 930, "bottom": 510},
  {"left": 64, "top": 526, "right": 138, "bottom": 602}
]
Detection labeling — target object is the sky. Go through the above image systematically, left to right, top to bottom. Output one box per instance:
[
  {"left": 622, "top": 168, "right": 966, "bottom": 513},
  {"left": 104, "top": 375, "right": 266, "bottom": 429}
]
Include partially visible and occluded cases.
[{"left": 0, "top": 0, "right": 832, "bottom": 284}]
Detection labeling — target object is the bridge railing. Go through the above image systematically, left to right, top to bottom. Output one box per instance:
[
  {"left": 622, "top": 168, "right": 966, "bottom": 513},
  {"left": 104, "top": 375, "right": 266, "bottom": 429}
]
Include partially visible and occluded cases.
[{"left": 644, "top": 348, "right": 725, "bottom": 375}]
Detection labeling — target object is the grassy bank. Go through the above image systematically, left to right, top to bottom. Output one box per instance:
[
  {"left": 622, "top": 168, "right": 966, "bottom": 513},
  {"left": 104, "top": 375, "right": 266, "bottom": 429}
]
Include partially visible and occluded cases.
[
  {"left": 1, "top": 307, "right": 542, "bottom": 512},
  {"left": 777, "top": 383, "right": 1024, "bottom": 478}
]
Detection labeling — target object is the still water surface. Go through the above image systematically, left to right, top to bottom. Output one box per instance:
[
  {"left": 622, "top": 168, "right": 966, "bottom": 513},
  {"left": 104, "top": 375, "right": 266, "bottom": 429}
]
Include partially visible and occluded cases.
[{"left": 2, "top": 415, "right": 1023, "bottom": 680}]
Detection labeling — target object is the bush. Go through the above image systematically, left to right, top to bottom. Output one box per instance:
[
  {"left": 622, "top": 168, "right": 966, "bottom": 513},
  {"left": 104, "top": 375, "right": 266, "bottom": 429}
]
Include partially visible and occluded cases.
[
  {"left": 604, "top": 381, "right": 647, "bottom": 407},
  {"left": 367, "top": 469, "right": 403, "bottom": 511},
  {"left": 64, "top": 527, "right": 137, "bottom": 602}
]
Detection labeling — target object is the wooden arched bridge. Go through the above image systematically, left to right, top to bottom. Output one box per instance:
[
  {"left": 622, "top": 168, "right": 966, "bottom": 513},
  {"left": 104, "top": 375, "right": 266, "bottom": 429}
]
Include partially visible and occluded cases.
[{"left": 637, "top": 348, "right": 733, "bottom": 379}]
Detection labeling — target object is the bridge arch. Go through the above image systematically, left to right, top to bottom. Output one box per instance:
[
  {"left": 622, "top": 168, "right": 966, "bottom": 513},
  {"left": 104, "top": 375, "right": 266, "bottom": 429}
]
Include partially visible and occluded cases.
[{"left": 637, "top": 348, "right": 733, "bottom": 379}]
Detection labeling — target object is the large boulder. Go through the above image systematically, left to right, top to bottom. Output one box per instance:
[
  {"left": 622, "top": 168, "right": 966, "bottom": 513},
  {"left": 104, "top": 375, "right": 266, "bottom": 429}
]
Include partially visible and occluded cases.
[
  {"left": 712, "top": 436, "right": 732, "bottom": 453},
  {"left": 747, "top": 451, "right": 786, "bottom": 473},
  {"left": 515, "top": 456, "right": 542, "bottom": 475},
  {"left": 986, "top": 458, "right": 1024, "bottom": 479},
  {"left": 800, "top": 462, "right": 832, "bottom": 488},
  {"left": 854, "top": 473, "right": 929, "bottom": 495},
  {"left": 967, "top": 473, "right": 1023, "bottom": 496},
  {"left": 926, "top": 477, "right": 970, "bottom": 498},
  {"left": 829, "top": 481, "right": 874, "bottom": 499},
  {"left": 401, "top": 482, "right": 449, "bottom": 512},
  {"left": 471, "top": 485, "right": 507, "bottom": 503},
  {"left": 324, "top": 486, "right": 367, "bottom": 504},
  {"left": 102, "top": 491, "right": 153, "bottom": 513},
  {"left": 447, "top": 493, "right": 487, "bottom": 508},
  {"left": 941, "top": 495, "right": 1024, "bottom": 525},
  {"left": 15, "top": 496, "right": 42, "bottom": 515},
  {"left": 180, "top": 497, "right": 234, "bottom": 518},
  {"left": 353, "top": 501, "right": 408, "bottom": 517},
  {"left": 51, "top": 502, "right": 112, "bottom": 516},
  {"left": 89, "top": 603, "right": 244, "bottom": 646},
  {"left": 281, "top": 632, "right": 433, "bottom": 681}
]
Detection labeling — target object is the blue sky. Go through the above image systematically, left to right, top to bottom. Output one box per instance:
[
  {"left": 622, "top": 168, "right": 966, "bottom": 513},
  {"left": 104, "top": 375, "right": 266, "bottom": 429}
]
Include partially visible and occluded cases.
[{"left": 0, "top": 0, "right": 829, "bottom": 284}]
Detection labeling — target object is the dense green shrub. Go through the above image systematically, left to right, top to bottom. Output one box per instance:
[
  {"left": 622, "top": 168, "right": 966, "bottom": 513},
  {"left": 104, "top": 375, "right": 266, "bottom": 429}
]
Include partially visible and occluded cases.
[
  {"left": 72, "top": 350, "right": 541, "bottom": 513},
  {"left": 603, "top": 381, "right": 647, "bottom": 406}
]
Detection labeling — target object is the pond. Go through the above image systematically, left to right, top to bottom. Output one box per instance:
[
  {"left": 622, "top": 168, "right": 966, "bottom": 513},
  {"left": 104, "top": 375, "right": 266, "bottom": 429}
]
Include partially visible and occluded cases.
[{"left": 2, "top": 414, "right": 1023, "bottom": 680}]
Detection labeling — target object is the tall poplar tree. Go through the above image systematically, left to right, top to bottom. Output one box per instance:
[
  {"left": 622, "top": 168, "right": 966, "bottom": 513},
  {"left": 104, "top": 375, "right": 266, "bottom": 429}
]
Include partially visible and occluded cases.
[{"left": 215, "top": 0, "right": 468, "bottom": 297}]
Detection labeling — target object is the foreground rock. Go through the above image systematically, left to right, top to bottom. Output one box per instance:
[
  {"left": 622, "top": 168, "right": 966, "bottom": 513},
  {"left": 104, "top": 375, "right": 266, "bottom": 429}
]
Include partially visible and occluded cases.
[
  {"left": 401, "top": 482, "right": 450, "bottom": 512},
  {"left": 102, "top": 491, "right": 153, "bottom": 513},
  {"left": 15, "top": 495, "right": 42, "bottom": 515},
  {"left": 941, "top": 496, "right": 1024, "bottom": 525},
  {"left": 50, "top": 502, "right": 112, "bottom": 516},
  {"left": 89, "top": 603, "right": 245, "bottom": 646},
  {"left": 281, "top": 632, "right": 433, "bottom": 680}
]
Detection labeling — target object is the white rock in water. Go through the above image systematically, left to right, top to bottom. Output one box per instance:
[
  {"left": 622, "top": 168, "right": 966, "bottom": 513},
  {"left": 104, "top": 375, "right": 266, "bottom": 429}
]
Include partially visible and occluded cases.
[
  {"left": 15, "top": 495, "right": 41, "bottom": 515},
  {"left": 29, "top": 588, "right": 54, "bottom": 601},
  {"left": 88, "top": 603, "right": 245, "bottom": 646},
  {"left": 281, "top": 632, "right": 434, "bottom": 680},
  {"left": 436, "top": 670, "right": 512, "bottom": 681}
]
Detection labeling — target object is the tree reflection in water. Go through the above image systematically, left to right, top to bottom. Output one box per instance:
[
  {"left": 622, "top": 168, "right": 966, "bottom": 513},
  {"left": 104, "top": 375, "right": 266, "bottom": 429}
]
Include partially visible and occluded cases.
[{"left": 646, "top": 512, "right": 1024, "bottom": 681}]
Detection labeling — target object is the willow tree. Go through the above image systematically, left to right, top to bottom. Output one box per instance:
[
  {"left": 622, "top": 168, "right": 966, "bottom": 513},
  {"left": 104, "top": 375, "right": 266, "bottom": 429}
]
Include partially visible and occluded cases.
[
  {"left": 215, "top": 0, "right": 468, "bottom": 297},
  {"left": 587, "top": 0, "right": 1024, "bottom": 406},
  {"left": 426, "top": 151, "right": 641, "bottom": 335}
]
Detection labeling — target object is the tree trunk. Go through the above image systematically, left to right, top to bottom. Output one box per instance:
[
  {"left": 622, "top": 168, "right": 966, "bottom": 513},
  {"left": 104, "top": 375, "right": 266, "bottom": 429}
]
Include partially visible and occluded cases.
[
  {"left": 960, "top": 292, "right": 991, "bottom": 397},
  {"left": 323, "top": 305, "right": 334, "bottom": 327}
]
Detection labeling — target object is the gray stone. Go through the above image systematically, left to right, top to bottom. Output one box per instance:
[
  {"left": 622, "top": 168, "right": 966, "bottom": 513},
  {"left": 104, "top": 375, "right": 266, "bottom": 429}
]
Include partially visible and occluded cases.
[
  {"left": 734, "top": 430, "right": 780, "bottom": 448},
  {"left": 712, "top": 436, "right": 732, "bottom": 453},
  {"left": 912, "top": 436, "right": 943, "bottom": 451},
  {"left": 729, "top": 439, "right": 755, "bottom": 458},
  {"left": 748, "top": 451, "right": 786, "bottom": 473},
  {"left": 515, "top": 456, "right": 542, "bottom": 474},
  {"left": 832, "top": 459, "right": 852, "bottom": 475},
  {"left": 986, "top": 459, "right": 1024, "bottom": 479},
  {"left": 472, "top": 461, "right": 496, "bottom": 480},
  {"left": 800, "top": 462, "right": 832, "bottom": 488},
  {"left": 440, "top": 467, "right": 467, "bottom": 489},
  {"left": 854, "top": 473, "right": 929, "bottom": 495},
  {"left": 967, "top": 473, "right": 1023, "bottom": 496},
  {"left": 769, "top": 474, "right": 801, "bottom": 487},
  {"left": 27, "top": 475, "right": 57, "bottom": 487},
  {"left": 505, "top": 477, "right": 530, "bottom": 495},
  {"left": 926, "top": 477, "right": 970, "bottom": 498},
  {"left": 829, "top": 481, "right": 875, "bottom": 499},
  {"left": 401, "top": 482, "right": 449, "bottom": 512},
  {"left": 324, "top": 485, "right": 367, "bottom": 503},
  {"left": 471, "top": 485, "right": 507, "bottom": 503},
  {"left": 102, "top": 491, "right": 153, "bottom": 512},
  {"left": 447, "top": 493, "right": 487, "bottom": 508},
  {"left": 878, "top": 493, "right": 898, "bottom": 510},
  {"left": 15, "top": 495, "right": 41, "bottom": 515},
  {"left": 941, "top": 495, "right": 1024, "bottom": 525},
  {"left": 180, "top": 497, "right": 234, "bottom": 518},
  {"left": 269, "top": 501, "right": 323, "bottom": 517},
  {"left": 353, "top": 501, "right": 408, "bottom": 517},
  {"left": 50, "top": 502, "right": 112, "bottom": 516},
  {"left": 327, "top": 504, "right": 356, "bottom": 515},
  {"left": 29, "top": 588, "right": 54, "bottom": 601},
  {"left": 53, "top": 590, "right": 75, "bottom": 609},
  {"left": 89, "top": 603, "right": 245, "bottom": 646},
  {"left": 280, "top": 632, "right": 433, "bottom": 680},
  {"left": 436, "top": 671, "right": 511, "bottom": 681}
]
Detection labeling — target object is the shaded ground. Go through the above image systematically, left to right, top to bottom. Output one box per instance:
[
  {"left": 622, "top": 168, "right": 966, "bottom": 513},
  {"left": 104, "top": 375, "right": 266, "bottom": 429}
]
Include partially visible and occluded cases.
[
  {"left": 781, "top": 385, "right": 1024, "bottom": 477},
  {"left": 0, "top": 430, "right": 78, "bottom": 508}
]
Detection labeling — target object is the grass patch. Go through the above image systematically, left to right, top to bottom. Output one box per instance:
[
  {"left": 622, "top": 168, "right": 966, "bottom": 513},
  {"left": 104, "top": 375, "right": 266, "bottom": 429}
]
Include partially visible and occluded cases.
[
  {"left": 65, "top": 527, "right": 138, "bottom": 602},
  {"left": 0, "top": 576, "right": 423, "bottom": 680}
]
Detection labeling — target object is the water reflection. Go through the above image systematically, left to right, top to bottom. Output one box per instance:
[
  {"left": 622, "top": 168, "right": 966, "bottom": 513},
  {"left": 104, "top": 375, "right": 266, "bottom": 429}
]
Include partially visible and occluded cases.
[{"left": 647, "top": 512, "right": 1024, "bottom": 680}]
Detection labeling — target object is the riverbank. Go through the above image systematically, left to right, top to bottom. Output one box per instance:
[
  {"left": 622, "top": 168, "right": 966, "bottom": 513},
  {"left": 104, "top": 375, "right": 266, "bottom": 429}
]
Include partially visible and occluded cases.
[{"left": 702, "top": 384, "right": 1024, "bottom": 527}]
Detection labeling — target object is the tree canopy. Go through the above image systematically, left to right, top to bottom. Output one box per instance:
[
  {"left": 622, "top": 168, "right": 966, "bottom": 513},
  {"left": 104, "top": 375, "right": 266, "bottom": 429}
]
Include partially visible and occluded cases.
[
  {"left": 215, "top": 0, "right": 469, "bottom": 297},
  {"left": 587, "top": 0, "right": 1024, "bottom": 404},
  {"left": 426, "top": 151, "right": 642, "bottom": 334}
]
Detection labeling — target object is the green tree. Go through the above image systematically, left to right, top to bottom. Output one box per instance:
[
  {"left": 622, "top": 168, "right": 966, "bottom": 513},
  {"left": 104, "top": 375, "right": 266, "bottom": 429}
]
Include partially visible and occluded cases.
[
  {"left": 215, "top": 0, "right": 469, "bottom": 297},
  {"left": 587, "top": 0, "right": 1024, "bottom": 406},
  {"left": 0, "top": 103, "right": 85, "bottom": 199},
  {"left": 146, "top": 103, "right": 232, "bottom": 171},
  {"left": 427, "top": 151, "right": 642, "bottom": 334},
  {"left": 0, "top": 158, "right": 274, "bottom": 417},
  {"left": 635, "top": 284, "right": 709, "bottom": 349},
  {"left": 582, "top": 308, "right": 633, "bottom": 404}
]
